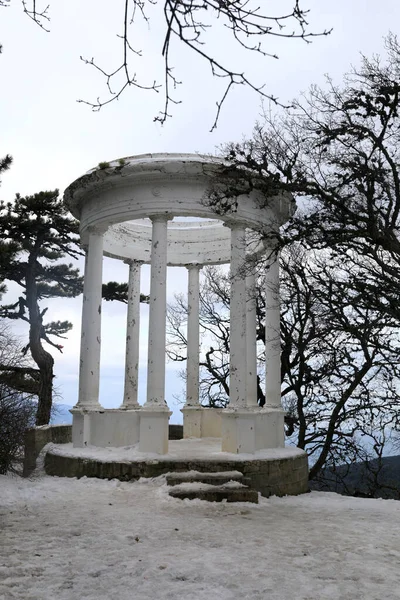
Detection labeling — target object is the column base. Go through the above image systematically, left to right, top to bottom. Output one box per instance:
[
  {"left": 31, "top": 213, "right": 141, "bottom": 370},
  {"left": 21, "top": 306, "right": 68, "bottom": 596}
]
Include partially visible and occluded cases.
[
  {"left": 73, "top": 401, "right": 103, "bottom": 411},
  {"left": 181, "top": 406, "right": 202, "bottom": 438},
  {"left": 181, "top": 406, "right": 223, "bottom": 438},
  {"left": 201, "top": 407, "right": 223, "bottom": 437},
  {"left": 221, "top": 407, "right": 286, "bottom": 454},
  {"left": 256, "top": 407, "right": 285, "bottom": 449},
  {"left": 71, "top": 408, "right": 141, "bottom": 448},
  {"left": 71, "top": 409, "right": 91, "bottom": 448},
  {"left": 139, "top": 409, "right": 172, "bottom": 454},
  {"left": 221, "top": 409, "right": 257, "bottom": 454}
]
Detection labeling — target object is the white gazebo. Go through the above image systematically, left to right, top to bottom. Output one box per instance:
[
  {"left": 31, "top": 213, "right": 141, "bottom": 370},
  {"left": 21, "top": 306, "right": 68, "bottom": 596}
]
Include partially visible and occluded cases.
[{"left": 63, "top": 153, "right": 293, "bottom": 455}]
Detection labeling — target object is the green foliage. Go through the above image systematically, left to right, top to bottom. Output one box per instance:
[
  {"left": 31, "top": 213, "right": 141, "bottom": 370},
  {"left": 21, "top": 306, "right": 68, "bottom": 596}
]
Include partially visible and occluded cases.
[
  {"left": 0, "top": 154, "right": 12, "bottom": 183},
  {"left": 98, "top": 161, "right": 110, "bottom": 170},
  {"left": 0, "top": 189, "right": 83, "bottom": 304},
  {"left": 0, "top": 190, "right": 83, "bottom": 424},
  {"left": 102, "top": 281, "right": 149, "bottom": 304},
  {"left": 102, "top": 281, "right": 128, "bottom": 303}
]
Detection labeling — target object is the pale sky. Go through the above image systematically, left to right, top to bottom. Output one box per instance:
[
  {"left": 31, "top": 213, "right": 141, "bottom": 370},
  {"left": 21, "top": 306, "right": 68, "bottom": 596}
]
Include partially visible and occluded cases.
[{"left": 0, "top": 1, "right": 398, "bottom": 421}]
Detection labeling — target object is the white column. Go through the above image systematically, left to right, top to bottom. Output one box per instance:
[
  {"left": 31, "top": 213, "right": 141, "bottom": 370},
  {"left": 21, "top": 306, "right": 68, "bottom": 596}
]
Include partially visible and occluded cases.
[
  {"left": 145, "top": 215, "right": 169, "bottom": 408},
  {"left": 229, "top": 224, "right": 247, "bottom": 408},
  {"left": 77, "top": 227, "right": 104, "bottom": 409},
  {"left": 265, "top": 249, "right": 282, "bottom": 408},
  {"left": 122, "top": 260, "right": 142, "bottom": 408},
  {"left": 186, "top": 264, "right": 201, "bottom": 406},
  {"left": 246, "top": 268, "right": 258, "bottom": 407}
]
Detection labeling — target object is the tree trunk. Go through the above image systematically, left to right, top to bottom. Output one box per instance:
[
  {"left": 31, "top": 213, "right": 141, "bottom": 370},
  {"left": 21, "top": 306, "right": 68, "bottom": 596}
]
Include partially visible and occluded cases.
[
  {"left": 25, "top": 253, "right": 55, "bottom": 426},
  {"left": 35, "top": 360, "right": 54, "bottom": 425},
  {"left": 308, "top": 360, "right": 373, "bottom": 480}
]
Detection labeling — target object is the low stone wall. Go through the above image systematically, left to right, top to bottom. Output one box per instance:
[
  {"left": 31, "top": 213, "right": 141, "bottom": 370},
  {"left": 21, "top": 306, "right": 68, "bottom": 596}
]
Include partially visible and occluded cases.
[
  {"left": 23, "top": 423, "right": 184, "bottom": 476},
  {"left": 23, "top": 424, "right": 72, "bottom": 477},
  {"left": 169, "top": 424, "right": 184, "bottom": 440},
  {"left": 44, "top": 449, "right": 309, "bottom": 497},
  {"left": 241, "top": 454, "right": 309, "bottom": 497}
]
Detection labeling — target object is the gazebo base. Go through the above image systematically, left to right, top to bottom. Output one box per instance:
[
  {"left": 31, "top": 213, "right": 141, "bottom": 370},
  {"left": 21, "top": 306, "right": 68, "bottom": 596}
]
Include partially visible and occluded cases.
[
  {"left": 71, "top": 407, "right": 286, "bottom": 455},
  {"left": 44, "top": 439, "right": 309, "bottom": 498}
]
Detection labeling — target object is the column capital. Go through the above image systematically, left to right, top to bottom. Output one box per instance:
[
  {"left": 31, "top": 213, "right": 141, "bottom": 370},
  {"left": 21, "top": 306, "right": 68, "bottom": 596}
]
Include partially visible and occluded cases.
[
  {"left": 150, "top": 213, "right": 172, "bottom": 223},
  {"left": 224, "top": 220, "right": 247, "bottom": 231},
  {"left": 81, "top": 224, "right": 108, "bottom": 248},
  {"left": 87, "top": 224, "right": 108, "bottom": 236},
  {"left": 123, "top": 258, "right": 144, "bottom": 267},
  {"left": 186, "top": 263, "right": 202, "bottom": 271}
]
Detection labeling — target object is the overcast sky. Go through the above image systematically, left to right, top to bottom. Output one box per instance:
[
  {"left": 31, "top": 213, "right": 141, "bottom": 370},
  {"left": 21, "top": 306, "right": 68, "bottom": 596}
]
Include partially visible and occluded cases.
[{"left": 0, "top": 1, "right": 398, "bottom": 421}]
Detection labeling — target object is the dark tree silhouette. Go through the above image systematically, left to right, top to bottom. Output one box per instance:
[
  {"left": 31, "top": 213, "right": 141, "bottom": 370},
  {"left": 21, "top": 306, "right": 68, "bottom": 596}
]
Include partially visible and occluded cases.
[
  {"left": 220, "top": 33, "right": 400, "bottom": 322},
  {"left": 166, "top": 38, "right": 400, "bottom": 479},
  {"left": 0, "top": 190, "right": 82, "bottom": 425},
  {"left": 167, "top": 250, "right": 400, "bottom": 481}
]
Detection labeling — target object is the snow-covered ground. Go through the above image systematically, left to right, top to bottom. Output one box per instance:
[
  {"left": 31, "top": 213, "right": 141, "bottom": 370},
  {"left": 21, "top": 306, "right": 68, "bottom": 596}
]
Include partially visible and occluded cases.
[
  {"left": 48, "top": 438, "right": 303, "bottom": 462},
  {"left": 1, "top": 473, "right": 399, "bottom": 600}
]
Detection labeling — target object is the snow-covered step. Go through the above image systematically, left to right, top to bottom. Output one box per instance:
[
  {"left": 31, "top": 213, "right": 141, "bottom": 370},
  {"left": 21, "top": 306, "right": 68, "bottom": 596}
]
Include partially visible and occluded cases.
[
  {"left": 166, "top": 470, "right": 248, "bottom": 487},
  {"left": 168, "top": 481, "right": 259, "bottom": 503}
]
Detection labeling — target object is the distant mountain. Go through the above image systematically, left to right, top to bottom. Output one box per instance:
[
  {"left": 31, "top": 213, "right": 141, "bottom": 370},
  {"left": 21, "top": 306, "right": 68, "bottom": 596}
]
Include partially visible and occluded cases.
[
  {"left": 50, "top": 404, "right": 73, "bottom": 425},
  {"left": 310, "top": 455, "right": 400, "bottom": 500}
]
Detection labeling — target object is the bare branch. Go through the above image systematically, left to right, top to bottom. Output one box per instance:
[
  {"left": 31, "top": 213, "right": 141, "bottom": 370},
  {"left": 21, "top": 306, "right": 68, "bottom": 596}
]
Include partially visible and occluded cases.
[
  {"left": 21, "top": 0, "right": 50, "bottom": 32},
  {"left": 75, "top": 1, "right": 330, "bottom": 128}
]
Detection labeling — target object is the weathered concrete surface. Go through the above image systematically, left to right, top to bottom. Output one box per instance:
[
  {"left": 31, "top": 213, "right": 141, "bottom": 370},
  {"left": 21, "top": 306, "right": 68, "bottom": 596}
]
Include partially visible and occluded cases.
[
  {"left": 64, "top": 153, "right": 294, "bottom": 455},
  {"left": 64, "top": 153, "right": 294, "bottom": 266},
  {"left": 77, "top": 228, "right": 104, "bottom": 412},
  {"left": 122, "top": 260, "right": 141, "bottom": 408},
  {"left": 72, "top": 409, "right": 141, "bottom": 449},
  {"left": 24, "top": 423, "right": 183, "bottom": 477},
  {"left": 44, "top": 446, "right": 309, "bottom": 498},
  {"left": 166, "top": 470, "right": 245, "bottom": 486},
  {"left": 166, "top": 470, "right": 258, "bottom": 502},
  {"left": 168, "top": 484, "right": 259, "bottom": 503}
]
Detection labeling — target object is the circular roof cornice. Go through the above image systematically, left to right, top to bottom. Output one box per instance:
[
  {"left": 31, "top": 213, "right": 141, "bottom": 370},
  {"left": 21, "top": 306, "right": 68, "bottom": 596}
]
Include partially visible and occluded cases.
[{"left": 63, "top": 153, "right": 294, "bottom": 267}]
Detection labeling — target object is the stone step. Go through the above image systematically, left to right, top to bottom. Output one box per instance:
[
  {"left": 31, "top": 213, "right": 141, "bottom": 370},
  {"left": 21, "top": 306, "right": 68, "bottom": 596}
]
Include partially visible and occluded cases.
[
  {"left": 166, "top": 470, "right": 247, "bottom": 487},
  {"left": 168, "top": 482, "right": 259, "bottom": 503}
]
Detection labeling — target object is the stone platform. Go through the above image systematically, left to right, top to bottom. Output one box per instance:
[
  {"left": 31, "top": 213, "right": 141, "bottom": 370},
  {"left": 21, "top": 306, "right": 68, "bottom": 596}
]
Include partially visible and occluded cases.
[{"left": 44, "top": 438, "right": 309, "bottom": 498}]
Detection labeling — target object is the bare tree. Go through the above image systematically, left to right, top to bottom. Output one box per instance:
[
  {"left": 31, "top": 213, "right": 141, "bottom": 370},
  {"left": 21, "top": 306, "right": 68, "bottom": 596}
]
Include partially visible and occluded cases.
[
  {"left": 2, "top": 1, "right": 330, "bottom": 129},
  {"left": 220, "top": 34, "right": 400, "bottom": 308},
  {"left": 166, "top": 37, "right": 400, "bottom": 489},
  {"left": 167, "top": 246, "right": 400, "bottom": 482},
  {"left": 280, "top": 247, "right": 400, "bottom": 479},
  {"left": 167, "top": 268, "right": 234, "bottom": 407},
  {"left": 0, "top": 323, "right": 40, "bottom": 395},
  {"left": 0, "top": 324, "right": 37, "bottom": 474},
  {"left": 0, "top": 386, "right": 36, "bottom": 474},
  {"left": 313, "top": 412, "right": 400, "bottom": 499}
]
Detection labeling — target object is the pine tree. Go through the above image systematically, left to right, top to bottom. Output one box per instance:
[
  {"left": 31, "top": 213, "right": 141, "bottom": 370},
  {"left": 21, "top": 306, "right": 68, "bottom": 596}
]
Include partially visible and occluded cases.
[{"left": 0, "top": 190, "right": 82, "bottom": 425}]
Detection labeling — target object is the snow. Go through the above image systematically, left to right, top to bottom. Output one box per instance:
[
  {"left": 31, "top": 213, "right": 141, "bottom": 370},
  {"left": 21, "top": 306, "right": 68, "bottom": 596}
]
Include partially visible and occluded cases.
[
  {"left": 48, "top": 438, "right": 304, "bottom": 462},
  {"left": 168, "top": 470, "right": 244, "bottom": 481},
  {"left": 1, "top": 472, "right": 399, "bottom": 600},
  {"left": 170, "top": 480, "right": 246, "bottom": 492}
]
